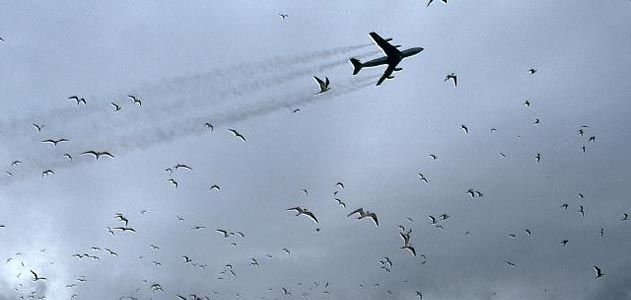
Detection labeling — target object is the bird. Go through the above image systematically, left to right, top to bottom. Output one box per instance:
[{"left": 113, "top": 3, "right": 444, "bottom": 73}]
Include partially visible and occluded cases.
[
  {"left": 427, "top": 0, "right": 448, "bottom": 7},
  {"left": 279, "top": 13, "right": 289, "bottom": 20},
  {"left": 528, "top": 68, "right": 537, "bottom": 75},
  {"left": 444, "top": 73, "right": 457, "bottom": 87},
  {"left": 313, "top": 76, "right": 331, "bottom": 94},
  {"left": 128, "top": 95, "right": 141, "bottom": 106},
  {"left": 68, "top": 96, "right": 87, "bottom": 106},
  {"left": 524, "top": 100, "right": 530, "bottom": 107},
  {"left": 110, "top": 102, "right": 121, "bottom": 112},
  {"left": 292, "top": 108, "right": 300, "bottom": 113},
  {"left": 534, "top": 118, "right": 541, "bottom": 125},
  {"left": 32, "top": 123, "right": 44, "bottom": 132},
  {"left": 460, "top": 124, "right": 468, "bottom": 134},
  {"left": 228, "top": 129, "right": 246, "bottom": 141},
  {"left": 578, "top": 129, "right": 585, "bottom": 136},
  {"left": 588, "top": 136, "right": 596, "bottom": 142},
  {"left": 41, "top": 138, "right": 69, "bottom": 146},
  {"left": 80, "top": 151, "right": 114, "bottom": 160},
  {"left": 499, "top": 152, "right": 507, "bottom": 158},
  {"left": 63, "top": 153, "right": 73, "bottom": 161},
  {"left": 535, "top": 153, "right": 542, "bottom": 163},
  {"left": 429, "top": 154, "right": 438, "bottom": 160},
  {"left": 11, "top": 160, "right": 22, "bottom": 166},
  {"left": 174, "top": 164, "right": 192, "bottom": 171},
  {"left": 41, "top": 169, "right": 55, "bottom": 177},
  {"left": 417, "top": 173, "right": 429, "bottom": 183},
  {"left": 168, "top": 178, "right": 178, "bottom": 189},
  {"left": 335, "top": 182, "right": 345, "bottom": 189},
  {"left": 209, "top": 184, "right": 221, "bottom": 191},
  {"left": 302, "top": 189, "right": 309, "bottom": 195},
  {"left": 467, "top": 189, "right": 476, "bottom": 198},
  {"left": 334, "top": 198, "right": 346, "bottom": 208},
  {"left": 561, "top": 203, "right": 569, "bottom": 210},
  {"left": 578, "top": 206, "right": 585, "bottom": 218},
  {"left": 286, "top": 207, "right": 319, "bottom": 223},
  {"left": 347, "top": 208, "right": 379, "bottom": 226},
  {"left": 621, "top": 213, "right": 630, "bottom": 221},
  {"left": 114, "top": 214, "right": 129, "bottom": 226},
  {"left": 428, "top": 215, "right": 438, "bottom": 224},
  {"left": 192, "top": 226, "right": 206, "bottom": 231},
  {"left": 113, "top": 227, "right": 136, "bottom": 233},
  {"left": 599, "top": 228, "right": 605, "bottom": 237},
  {"left": 216, "top": 229, "right": 232, "bottom": 238},
  {"left": 525, "top": 229, "right": 532, "bottom": 236},
  {"left": 561, "top": 239, "right": 569, "bottom": 247},
  {"left": 150, "top": 245, "right": 160, "bottom": 250},
  {"left": 401, "top": 245, "right": 416, "bottom": 257},
  {"left": 282, "top": 248, "right": 291, "bottom": 256},
  {"left": 105, "top": 249, "right": 117, "bottom": 256},
  {"left": 182, "top": 256, "right": 192, "bottom": 263},
  {"left": 250, "top": 258, "right": 259, "bottom": 266},
  {"left": 506, "top": 261, "right": 517, "bottom": 267},
  {"left": 593, "top": 266, "right": 605, "bottom": 279},
  {"left": 30, "top": 270, "right": 46, "bottom": 281},
  {"left": 149, "top": 283, "right": 163, "bottom": 292},
  {"left": 415, "top": 291, "right": 423, "bottom": 299}
]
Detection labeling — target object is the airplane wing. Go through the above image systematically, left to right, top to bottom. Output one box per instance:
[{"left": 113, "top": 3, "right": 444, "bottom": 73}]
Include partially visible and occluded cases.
[
  {"left": 369, "top": 32, "right": 401, "bottom": 58},
  {"left": 376, "top": 63, "right": 398, "bottom": 86}
]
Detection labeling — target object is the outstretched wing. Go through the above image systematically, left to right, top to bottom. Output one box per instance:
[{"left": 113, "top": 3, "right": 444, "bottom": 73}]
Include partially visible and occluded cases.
[{"left": 369, "top": 32, "right": 401, "bottom": 58}]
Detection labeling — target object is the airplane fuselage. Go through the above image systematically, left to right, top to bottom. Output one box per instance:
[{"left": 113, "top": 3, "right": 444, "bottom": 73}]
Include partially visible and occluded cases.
[{"left": 362, "top": 47, "right": 423, "bottom": 68}]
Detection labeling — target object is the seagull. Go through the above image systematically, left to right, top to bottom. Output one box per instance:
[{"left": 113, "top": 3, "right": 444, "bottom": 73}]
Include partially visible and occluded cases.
[
  {"left": 279, "top": 13, "right": 289, "bottom": 20},
  {"left": 528, "top": 68, "right": 537, "bottom": 75},
  {"left": 444, "top": 73, "right": 457, "bottom": 87},
  {"left": 313, "top": 76, "right": 331, "bottom": 94},
  {"left": 128, "top": 95, "right": 141, "bottom": 106},
  {"left": 68, "top": 96, "right": 86, "bottom": 106},
  {"left": 524, "top": 100, "right": 530, "bottom": 107},
  {"left": 111, "top": 102, "right": 121, "bottom": 112},
  {"left": 292, "top": 108, "right": 300, "bottom": 113},
  {"left": 534, "top": 118, "right": 541, "bottom": 125},
  {"left": 204, "top": 122, "right": 214, "bottom": 131},
  {"left": 32, "top": 123, "right": 44, "bottom": 132},
  {"left": 460, "top": 124, "right": 468, "bottom": 134},
  {"left": 228, "top": 129, "right": 246, "bottom": 141},
  {"left": 577, "top": 129, "right": 585, "bottom": 136},
  {"left": 588, "top": 136, "right": 596, "bottom": 142},
  {"left": 41, "top": 138, "right": 69, "bottom": 146},
  {"left": 81, "top": 151, "right": 114, "bottom": 160},
  {"left": 499, "top": 152, "right": 507, "bottom": 158},
  {"left": 63, "top": 153, "right": 73, "bottom": 161},
  {"left": 535, "top": 153, "right": 542, "bottom": 163},
  {"left": 429, "top": 154, "right": 438, "bottom": 160},
  {"left": 11, "top": 160, "right": 22, "bottom": 166},
  {"left": 174, "top": 164, "right": 192, "bottom": 171},
  {"left": 41, "top": 169, "right": 55, "bottom": 177},
  {"left": 417, "top": 173, "right": 429, "bottom": 183},
  {"left": 168, "top": 178, "right": 178, "bottom": 188},
  {"left": 335, "top": 182, "right": 345, "bottom": 189},
  {"left": 209, "top": 184, "right": 221, "bottom": 191},
  {"left": 467, "top": 189, "right": 476, "bottom": 198},
  {"left": 578, "top": 193, "right": 584, "bottom": 199},
  {"left": 334, "top": 198, "right": 346, "bottom": 208},
  {"left": 561, "top": 203, "right": 569, "bottom": 210},
  {"left": 578, "top": 205, "right": 585, "bottom": 218},
  {"left": 286, "top": 207, "right": 319, "bottom": 223},
  {"left": 347, "top": 208, "right": 379, "bottom": 226},
  {"left": 621, "top": 213, "right": 630, "bottom": 221},
  {"left": 114, "top": 214, "right": 129, "bottom": 226},
  {"left": 428, "top": 215, "right": 437, "bottom": 224},
  {"left": 192, "top": 226, "right": 206, "bottom": 231},
  {"left": 113, "top": 227, "right": 136, "bottom": 233},
  {"left": 599, "top": 228, "right": 605, "bottom": 237},
  {"left": 216, "top": 229, "right": 232, "bottom": 238},
  {"left": 525, "top": 229, "right": 532, "bottom": 236},
  {"left": 561, "top": 239, "right": 569, "bottom": 246},
  {"left": 150, "top": 245, "right": 160, "bottom": 250},
  {"left": 401, "top": 245, "right": 416, "bottom": 257},
  {"left": 282, "top": 248, "right": 291, "bottom": 256},
  {"left": 105, "top": 249, "right": 117, "bottom": 256},
  {"left": 182, "top": 256, "right": 192, "bottom": 263},
  {"left": 250, "top": 258, "right": 259, "bottom": 266},
  {"left": 506, "top": 261, "right": 517, "bottom": 267},
  {"left": 593, "top": 266, "right": 605, "bottom": 279},
  {"left": 30, "top": 270, "right": 47, "bottom": 281},
  {"left": 149, "top": 283, "right": 163, "bottom": 292},
  {"left": 415, "top": 291, "right": 423, "bottom": 299}
]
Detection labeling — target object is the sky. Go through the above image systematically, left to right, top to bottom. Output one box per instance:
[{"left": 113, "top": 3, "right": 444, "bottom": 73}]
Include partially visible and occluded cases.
[{"left": 1, "top": 1, "right": 631, "bottom": 299}]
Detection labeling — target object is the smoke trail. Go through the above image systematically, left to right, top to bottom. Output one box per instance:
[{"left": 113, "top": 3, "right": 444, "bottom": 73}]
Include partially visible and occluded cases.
[
  {"left": 0, "top": 46, "right": 380, "bottom": 143},
  {"left": 0, "top": 75, "right": 377, "bottom": 185}
]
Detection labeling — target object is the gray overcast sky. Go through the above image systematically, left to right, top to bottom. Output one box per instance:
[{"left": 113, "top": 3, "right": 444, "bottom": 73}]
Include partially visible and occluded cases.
[{"left": 1, "top": 1, "right": 631, "bottom": 299}]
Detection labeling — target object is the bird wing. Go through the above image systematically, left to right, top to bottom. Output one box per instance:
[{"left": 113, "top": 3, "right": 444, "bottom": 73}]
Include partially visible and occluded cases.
[
  {"left": 347, "top": 208, "right": 364, "bottom": 217},
  {"left": 304, "top": 211, "right": 319, "bottom": 223},
  {"left": 367, "top": 213, "right": 379, "bottom": 226}
]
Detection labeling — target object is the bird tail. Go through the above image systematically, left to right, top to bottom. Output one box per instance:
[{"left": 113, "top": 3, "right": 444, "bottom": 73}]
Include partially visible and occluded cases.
[{"left": 349, "top": 58, "right": 363, "bottom": 75}]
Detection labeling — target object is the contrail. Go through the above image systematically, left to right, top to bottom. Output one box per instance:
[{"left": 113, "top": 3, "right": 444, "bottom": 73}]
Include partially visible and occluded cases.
[
  {"left": 0, "top": 46, "right": 380, "bottom": 141},
  {"left": 0, "top": 75, "right": 378, "bottom": 185}
]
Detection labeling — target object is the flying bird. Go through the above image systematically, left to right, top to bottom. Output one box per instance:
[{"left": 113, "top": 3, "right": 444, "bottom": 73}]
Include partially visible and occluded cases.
[
  {"left": 279, "top": 13, "right": 289, "bottom": 20},
  {"left": 528, "top": 68, "right": 537, "bottom": 75},
  {"left": 444, "top": 73, "right": 457, "bottom": 87},
  {"left": 313, "top": 76, "right": 331, "bottom": 94},
  {"left": 128, "top": 95, "right": 142, "bottom": 106},
  {"left": 68, "top": 96, "right": 86, "bottom": 106},
  {"left": 524, "top": 100, "right": 530, "bottom": 107},
  {"left": 111, "top": 102, "right": 121, "bottom": 111},
  {"left": 204, "top": 122, "right": 214, "bottom": 131},
  {"left": 32, "top": 123, "right": 44, "bottom": 132},
  {"left": 460, "top": 124, "right": 468, "bottom": 134},
  {"left": 228, "top": 129, "right": 246, "bottom": 141},
  {"left": 41, "top": 138, "right": 69, "bottom": 146},
  {"left": 81, "top": 151, "right": 114, "bottom": 160},
  {"left": 63, "top": 153, "right": 73, "bottom": 161},
  {"left": 535, "top": 153, "right": 542, "bottom": 163},
  {"left": 429, "top": 154, "right": 438, "bottom": 160},
  {"left": 174, "top": 164, "right": 192, "bottom": 171},
  {"left": 41, "top": 169, "right": 55, "bottom": 177},
  {"left": 168, "top": 178, "right": 178, "bottom": 188},
  {"left": 335, "top": 182, "right": 345, "bottom": 189},
  {"left": 209, "top": 184, "right": 221, "bottom": 191},
  {"left": 334, "top": 198, "right": 346, "bottom": 208},
  {"left": 578, "top": 205, "right": 585, "bottom": 218},
  {"left": 286, "top": 207, "right": 319, "bottom": 223},
  {"left": 347, "top": 208, "right": 379, "bottom": 226},
  {"left": 113, "top": 227, "right": 136, "bottom": 233},
  {"left": 561, "top": 239, "right": 569, "bottom": 247},
  {"left": 401, "top": 245, "right": 416, "bottom": 257},
  {"left": 282, "top": 248, "right": 291, "bottom": 256},
  {"left": 593, "top": 266, "right": 605, "bottom": 279},
  {"left": 30, "top": 270, "right": 47, "bottom": 281}
]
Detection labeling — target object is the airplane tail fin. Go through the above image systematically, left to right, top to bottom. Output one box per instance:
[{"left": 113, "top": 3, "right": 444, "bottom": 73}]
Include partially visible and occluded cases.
[{"left": 349, "top": 58, "right": 363, "bottom": 75}]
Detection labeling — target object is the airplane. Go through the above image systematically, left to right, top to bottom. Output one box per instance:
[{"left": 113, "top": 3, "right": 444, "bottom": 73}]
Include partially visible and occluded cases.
[{"left": 349, "top": 32, "right": 423, "bottom": 86}]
